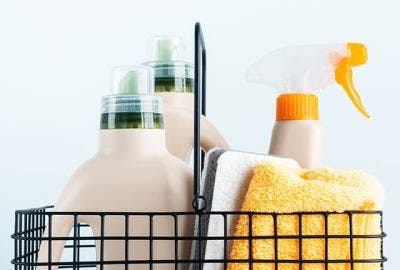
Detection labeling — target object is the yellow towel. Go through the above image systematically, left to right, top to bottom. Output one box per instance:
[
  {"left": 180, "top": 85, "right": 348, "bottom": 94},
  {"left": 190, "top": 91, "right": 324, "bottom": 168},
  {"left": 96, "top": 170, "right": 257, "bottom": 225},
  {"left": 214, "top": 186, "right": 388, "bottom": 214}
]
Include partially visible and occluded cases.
[{"left": 228, "top": 162, "right": 384, "bottom": 270}]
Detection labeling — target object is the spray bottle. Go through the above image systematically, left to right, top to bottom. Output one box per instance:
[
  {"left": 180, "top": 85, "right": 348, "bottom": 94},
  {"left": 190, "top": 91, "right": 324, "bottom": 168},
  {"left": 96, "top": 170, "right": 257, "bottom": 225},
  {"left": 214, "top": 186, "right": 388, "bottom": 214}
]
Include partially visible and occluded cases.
[
  {"left": 142, "top": 36, "right": 229, "bottom": 162},
  {"left": 246, "top": 43, "right": 369, "bottom": 168},
  {"left": 37, "top": 66, "right": 193, "bottom": 270}
]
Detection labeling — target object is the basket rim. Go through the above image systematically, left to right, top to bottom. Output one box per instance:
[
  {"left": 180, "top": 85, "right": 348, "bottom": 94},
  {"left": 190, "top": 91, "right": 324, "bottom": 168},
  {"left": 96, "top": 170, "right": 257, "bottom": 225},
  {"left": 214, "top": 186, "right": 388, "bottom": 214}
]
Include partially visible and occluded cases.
[{"left": 14, "top": 205, "right": 383, "bottom": 215}]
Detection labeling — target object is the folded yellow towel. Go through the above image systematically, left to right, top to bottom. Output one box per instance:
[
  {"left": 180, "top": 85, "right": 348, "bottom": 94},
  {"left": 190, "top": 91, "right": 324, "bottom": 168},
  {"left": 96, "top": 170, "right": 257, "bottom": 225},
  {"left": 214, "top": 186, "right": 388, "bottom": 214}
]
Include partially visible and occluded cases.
[{"left": 228, "top": 162, "right": 384, "bottom": 270}]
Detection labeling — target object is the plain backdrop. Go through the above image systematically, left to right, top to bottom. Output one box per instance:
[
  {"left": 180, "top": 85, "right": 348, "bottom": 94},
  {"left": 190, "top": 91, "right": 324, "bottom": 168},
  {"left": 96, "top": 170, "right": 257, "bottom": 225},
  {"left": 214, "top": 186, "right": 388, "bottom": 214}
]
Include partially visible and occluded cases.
[{"left": 1, "top": 0, "right": 399, "bottom": 268}]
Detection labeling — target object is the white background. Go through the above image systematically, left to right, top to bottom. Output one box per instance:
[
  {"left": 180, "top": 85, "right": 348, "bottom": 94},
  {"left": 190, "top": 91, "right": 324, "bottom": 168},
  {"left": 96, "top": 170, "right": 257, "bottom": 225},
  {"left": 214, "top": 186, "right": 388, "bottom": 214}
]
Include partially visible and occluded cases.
[{"left": 1, "top": 0, "right": 399, "bottom": 268}]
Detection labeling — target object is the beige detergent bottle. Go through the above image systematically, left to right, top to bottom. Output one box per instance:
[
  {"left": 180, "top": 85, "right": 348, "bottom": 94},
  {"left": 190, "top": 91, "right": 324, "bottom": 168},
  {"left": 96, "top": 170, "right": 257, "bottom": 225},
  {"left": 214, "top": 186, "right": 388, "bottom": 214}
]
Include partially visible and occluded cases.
[
  {"left": 142, "top": 36, "right": 229, "bottom": 162},
  {"left": 246, "top": 43, "right": 370, "bottom": 168},
  {"left": 37, "top": 66, "right": 193, "bottom": 270}
]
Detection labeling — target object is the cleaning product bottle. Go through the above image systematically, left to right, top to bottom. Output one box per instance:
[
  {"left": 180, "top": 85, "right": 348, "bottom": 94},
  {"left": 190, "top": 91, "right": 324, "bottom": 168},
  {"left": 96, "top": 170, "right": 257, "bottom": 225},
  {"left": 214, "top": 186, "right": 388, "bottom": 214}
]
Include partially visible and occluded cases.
[
  {"left": 142, "top": 36, "right": 229, "bottom": 162},
  {"left": 246, "top": 43, "right": 369, "bottom": 168},
  {"left": 37, "top": 66, "right": 193, "bottom": 270}
]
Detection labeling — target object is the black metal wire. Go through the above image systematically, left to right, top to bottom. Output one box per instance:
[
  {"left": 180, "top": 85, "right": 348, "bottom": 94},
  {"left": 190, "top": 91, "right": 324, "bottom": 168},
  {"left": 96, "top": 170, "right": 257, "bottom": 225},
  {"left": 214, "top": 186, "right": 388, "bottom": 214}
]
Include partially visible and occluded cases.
[
  {"left": 193, "top": 22, "right": 207, "bottom": 212},
  {"left": 11, "top": 206, "right": 387, "bottom": 269}
]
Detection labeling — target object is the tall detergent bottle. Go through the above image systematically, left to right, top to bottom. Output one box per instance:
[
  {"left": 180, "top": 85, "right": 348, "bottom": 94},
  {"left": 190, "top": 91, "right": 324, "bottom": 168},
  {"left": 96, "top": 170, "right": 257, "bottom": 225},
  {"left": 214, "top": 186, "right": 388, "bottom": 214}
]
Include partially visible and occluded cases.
[
  {"left": 143, "top": 36, "right": 229, "bottom": 162},
  {"left": 246, "top": 43, "right": 369, "bottom": 168},
  {"left": 37, "top": 66, "right": 193, "bottom": 270}
]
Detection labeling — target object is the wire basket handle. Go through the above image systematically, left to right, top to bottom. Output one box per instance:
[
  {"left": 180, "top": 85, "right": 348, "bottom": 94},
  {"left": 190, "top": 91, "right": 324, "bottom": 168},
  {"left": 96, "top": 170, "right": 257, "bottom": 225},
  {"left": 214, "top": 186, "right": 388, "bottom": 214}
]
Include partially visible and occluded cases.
[{"left": 192, "top": 22, "right": 207, "bottom": 212}]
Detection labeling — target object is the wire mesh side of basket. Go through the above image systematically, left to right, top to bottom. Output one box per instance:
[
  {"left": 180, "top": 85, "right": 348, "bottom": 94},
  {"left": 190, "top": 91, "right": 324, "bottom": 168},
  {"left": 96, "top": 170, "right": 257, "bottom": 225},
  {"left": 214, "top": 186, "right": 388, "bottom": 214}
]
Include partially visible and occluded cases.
[{"left": 11, "top": 206, "right": 387, "bottom": 270}]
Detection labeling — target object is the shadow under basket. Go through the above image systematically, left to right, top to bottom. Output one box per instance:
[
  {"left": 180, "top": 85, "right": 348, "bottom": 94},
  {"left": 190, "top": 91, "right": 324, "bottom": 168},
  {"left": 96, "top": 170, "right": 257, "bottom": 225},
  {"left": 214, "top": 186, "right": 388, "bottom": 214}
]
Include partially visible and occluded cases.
[{"left": 11, "top": 206, "right": 386, "bottom": 270}]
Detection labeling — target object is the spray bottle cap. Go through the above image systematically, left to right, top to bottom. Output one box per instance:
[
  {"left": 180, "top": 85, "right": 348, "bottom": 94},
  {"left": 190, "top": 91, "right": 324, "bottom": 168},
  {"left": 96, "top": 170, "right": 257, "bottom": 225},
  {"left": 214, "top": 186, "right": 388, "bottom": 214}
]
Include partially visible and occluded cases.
[
  {"left": 142, "top": 36, "right": 194, "bottom": 93},
  {"left": 246, "top": 43, "right": 369, "bottom": 120},
  {"left": 101, "top": 65, "right": 163, "bottom": 114}
]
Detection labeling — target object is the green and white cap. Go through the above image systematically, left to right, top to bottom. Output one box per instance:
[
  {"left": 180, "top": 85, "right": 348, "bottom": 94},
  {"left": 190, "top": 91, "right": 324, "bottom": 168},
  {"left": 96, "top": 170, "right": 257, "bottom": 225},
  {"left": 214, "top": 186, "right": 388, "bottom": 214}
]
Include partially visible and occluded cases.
[
  {"left": 142, "top": 36, "right": 193, "bottom": 79},
  {"left": 101, "top": 65, "right": 163, "bottom": 114}
]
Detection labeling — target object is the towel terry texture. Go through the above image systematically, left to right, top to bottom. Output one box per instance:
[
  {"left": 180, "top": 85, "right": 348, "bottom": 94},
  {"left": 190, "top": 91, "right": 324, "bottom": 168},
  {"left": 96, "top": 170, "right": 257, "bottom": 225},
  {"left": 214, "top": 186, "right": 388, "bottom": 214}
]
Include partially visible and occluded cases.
[{"left": 229, "top": 162, "right": 384, "bottom": 270}]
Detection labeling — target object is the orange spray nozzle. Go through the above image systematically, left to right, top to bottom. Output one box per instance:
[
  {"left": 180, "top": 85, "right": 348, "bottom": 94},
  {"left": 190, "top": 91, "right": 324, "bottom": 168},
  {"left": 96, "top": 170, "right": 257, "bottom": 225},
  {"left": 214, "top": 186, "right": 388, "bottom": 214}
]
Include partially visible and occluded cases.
[
  {"left": 335, "top": 43, "right": 370, "bottom": 118},
  {"left": 347, "top": 43, "right": 368, "bottom": 66}
]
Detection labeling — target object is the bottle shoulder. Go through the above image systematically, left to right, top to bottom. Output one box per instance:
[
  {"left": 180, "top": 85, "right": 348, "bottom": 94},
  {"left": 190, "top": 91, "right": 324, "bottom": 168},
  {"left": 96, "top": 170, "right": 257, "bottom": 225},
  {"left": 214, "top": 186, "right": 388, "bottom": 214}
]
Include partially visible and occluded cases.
[
  {"left": 273, "top": 120, "right": 324, "bottom": 129},
  {"left": 274, "top": 120, "right": 322, "bottom": 124},
  {"left": 68, "top": 152, "right": 191, "bottom": 183},
  {"left": 54, "top": 153, "right": 193, "bottom": 212}
]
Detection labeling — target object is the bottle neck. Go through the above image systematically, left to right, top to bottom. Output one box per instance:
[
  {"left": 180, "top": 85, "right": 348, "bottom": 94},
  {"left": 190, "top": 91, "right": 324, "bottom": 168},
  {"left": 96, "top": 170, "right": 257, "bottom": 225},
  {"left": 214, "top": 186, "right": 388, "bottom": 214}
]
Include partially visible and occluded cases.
[
  {"left": 154, "top": 76, "right": 194, "bottom": 93},
  {"left": 276, "top": 93, "right": 319, "bottom": 121},
  {"left": 100, "top": 112, "right": 164, "bottom": 129},
  {"left": 97, "top": 129, "right": 167, "bottom": 156}
]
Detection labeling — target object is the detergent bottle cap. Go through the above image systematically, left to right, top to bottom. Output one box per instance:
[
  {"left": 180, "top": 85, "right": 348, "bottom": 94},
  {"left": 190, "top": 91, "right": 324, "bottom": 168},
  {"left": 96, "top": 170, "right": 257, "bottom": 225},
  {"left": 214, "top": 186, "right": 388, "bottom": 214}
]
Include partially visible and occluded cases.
[
  {"left": 142, "top": 36, "right": 194, "bottom": 93},
  {"left": 147, "top": 36, "right": 187, "bottom": 62},
  {"left": 246, "top": 43, "right": 369, "bottom": 120},
  {"left": 101, "top": 65, "right": 163, "bottom": 114}
]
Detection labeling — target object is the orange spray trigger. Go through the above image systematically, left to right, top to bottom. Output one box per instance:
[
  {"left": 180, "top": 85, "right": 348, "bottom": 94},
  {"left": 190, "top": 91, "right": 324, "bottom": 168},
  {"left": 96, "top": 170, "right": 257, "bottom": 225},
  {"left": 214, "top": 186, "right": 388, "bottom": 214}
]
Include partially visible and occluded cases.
[{"left": 335, "top": 57, "right": 370, "bottom": 118}]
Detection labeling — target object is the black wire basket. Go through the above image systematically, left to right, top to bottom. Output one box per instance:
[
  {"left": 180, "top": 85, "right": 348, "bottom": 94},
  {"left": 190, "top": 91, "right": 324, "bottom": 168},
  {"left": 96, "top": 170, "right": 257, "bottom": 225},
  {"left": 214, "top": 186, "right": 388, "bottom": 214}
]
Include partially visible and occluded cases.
[
  {"left": 11, "top": 23, "right": 387, "bottom": 270},
  {"left": 12, "top": 207, "right": 386, "bottom": 270}
]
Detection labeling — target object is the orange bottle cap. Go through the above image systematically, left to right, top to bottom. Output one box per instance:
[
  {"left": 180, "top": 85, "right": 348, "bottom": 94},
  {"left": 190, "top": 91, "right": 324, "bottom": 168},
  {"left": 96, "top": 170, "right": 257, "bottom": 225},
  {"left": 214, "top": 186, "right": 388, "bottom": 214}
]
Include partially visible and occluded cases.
[{"left": 276, "top": 94, "right": 319, "bottom": 121}]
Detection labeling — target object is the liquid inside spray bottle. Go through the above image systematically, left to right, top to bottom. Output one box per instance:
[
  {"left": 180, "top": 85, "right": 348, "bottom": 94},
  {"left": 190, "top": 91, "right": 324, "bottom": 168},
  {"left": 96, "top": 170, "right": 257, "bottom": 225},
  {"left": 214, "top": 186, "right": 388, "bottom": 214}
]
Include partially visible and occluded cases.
[{"left": 246, "top": 43, "right": 369, "bottom": 168}]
